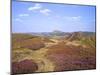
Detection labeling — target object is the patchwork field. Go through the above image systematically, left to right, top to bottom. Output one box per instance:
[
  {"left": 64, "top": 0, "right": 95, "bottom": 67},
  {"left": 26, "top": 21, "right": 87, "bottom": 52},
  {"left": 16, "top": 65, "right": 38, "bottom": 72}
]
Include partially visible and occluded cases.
[{"left": 12, "top": 31, "right": 96, "bottom": 74}]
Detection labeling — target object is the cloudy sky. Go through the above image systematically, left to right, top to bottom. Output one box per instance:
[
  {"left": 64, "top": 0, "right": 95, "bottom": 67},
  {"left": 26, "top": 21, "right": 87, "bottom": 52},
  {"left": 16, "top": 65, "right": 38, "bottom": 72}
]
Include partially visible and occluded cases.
[{"left": 12, "top": 1, "right": 96, "bottom": 32}]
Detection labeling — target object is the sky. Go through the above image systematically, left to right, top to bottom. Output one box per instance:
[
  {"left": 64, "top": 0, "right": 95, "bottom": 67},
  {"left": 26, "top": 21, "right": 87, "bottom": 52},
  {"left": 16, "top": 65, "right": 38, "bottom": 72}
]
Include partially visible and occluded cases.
[{"left": 12, "top": 1, "right": 96, "bottom": 33}]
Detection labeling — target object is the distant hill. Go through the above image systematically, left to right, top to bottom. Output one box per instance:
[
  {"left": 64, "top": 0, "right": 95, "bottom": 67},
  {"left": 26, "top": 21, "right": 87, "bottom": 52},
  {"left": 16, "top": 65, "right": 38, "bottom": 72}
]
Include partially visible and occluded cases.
[
  {"left": 30, "top": 30, "right": 70, "bottom": 37},
  {"left": 12, "top": 31, "right": 95, "bottom": 41},
  {"left": 66, "top": 32, "right": 95, "bottom": 41}
]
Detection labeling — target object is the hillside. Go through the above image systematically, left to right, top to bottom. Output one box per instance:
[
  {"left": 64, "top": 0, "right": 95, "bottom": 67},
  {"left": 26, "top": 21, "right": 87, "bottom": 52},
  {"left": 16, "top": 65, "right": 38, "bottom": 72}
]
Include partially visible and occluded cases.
[{"left": 12, "top": 31, "right": 96, "bottom": 74}]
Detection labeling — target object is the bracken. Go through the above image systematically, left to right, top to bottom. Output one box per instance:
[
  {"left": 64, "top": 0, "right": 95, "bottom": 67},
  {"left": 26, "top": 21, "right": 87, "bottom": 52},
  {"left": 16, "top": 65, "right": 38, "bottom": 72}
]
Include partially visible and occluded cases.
[{"left": 12, "top": 59, "right": 38, "bottom": 74}]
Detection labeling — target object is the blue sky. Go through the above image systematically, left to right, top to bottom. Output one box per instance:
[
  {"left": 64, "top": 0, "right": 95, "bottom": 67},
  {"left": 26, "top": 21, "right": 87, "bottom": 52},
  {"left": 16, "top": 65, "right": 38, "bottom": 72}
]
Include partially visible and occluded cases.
[{"left": 12, "top": 1, "right": 96, "bottom": 33}]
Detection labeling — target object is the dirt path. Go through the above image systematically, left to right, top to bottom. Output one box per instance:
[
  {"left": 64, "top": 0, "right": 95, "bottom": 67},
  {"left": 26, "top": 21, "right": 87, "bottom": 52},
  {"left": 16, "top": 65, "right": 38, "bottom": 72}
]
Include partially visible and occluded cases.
[
  {"left": 44, "top": 39, "right": 59, "bottom": 48},
  {"left": 50, "top": 39, "right": 59, "bottom": 44}
]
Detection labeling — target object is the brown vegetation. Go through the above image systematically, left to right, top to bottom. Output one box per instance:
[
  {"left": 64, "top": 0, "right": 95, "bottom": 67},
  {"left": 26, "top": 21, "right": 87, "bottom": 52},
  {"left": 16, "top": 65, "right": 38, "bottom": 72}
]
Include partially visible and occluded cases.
[
  {"left": 12, "top": 33, "right": 96, "bottom": 74},
  {"left": 12, "top": 34, "right": 45, "bottom": 50},
  {"left": 20, "top": 38, "right": 45, "bottom": 50},
  {"left": 46, "top": 42, "right": 96, "bottom": 71},
  {"left": 12, "top": 59, "right": 38, "bottom": 74}
]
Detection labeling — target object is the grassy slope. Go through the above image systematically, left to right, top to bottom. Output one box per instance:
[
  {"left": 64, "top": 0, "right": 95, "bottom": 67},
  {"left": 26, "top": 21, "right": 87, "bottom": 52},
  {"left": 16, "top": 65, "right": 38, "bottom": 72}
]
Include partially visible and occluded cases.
[{"left": 12, "top": 33, "right": 96, "bottom": 73}]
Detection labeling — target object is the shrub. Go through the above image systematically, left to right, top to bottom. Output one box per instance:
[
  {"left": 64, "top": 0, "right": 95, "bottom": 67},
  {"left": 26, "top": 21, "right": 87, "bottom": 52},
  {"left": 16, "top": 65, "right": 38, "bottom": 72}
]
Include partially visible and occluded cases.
[
  {"left": 21, "top": 38, "right": 45, "bottom": 50},
  {"left": 12, "top": 59, "right": 38, "bottom": 74}
]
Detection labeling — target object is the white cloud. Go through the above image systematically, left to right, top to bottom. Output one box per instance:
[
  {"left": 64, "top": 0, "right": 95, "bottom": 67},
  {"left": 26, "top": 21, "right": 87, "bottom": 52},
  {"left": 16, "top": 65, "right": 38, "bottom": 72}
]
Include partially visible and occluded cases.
[
  {"left": 28, "top": 3, "right": 42, "bottom": 11},
  {"left": 28, "top": 3, "right": 52, "bottom": 16},
  {"left": 40, "top": 9, "right": 52, "bottom": 16},
  {"left": 19, "top": 14, "right": 29, "bottom": 17},
  {"left": 64, "top": 16, "right": 81, "bottom": 21},
  {"left": 71, "top": 16, "right": 81, "bottom": 20},
  {"left": 15, "top": 18, "right": 23, "bottom": 22}
]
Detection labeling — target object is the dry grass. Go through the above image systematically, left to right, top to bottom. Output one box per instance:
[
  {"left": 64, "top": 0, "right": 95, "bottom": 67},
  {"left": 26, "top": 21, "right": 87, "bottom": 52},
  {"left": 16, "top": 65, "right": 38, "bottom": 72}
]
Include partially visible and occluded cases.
[{"left": 12, "top": 33, "right": 96, "bottom": 73}]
